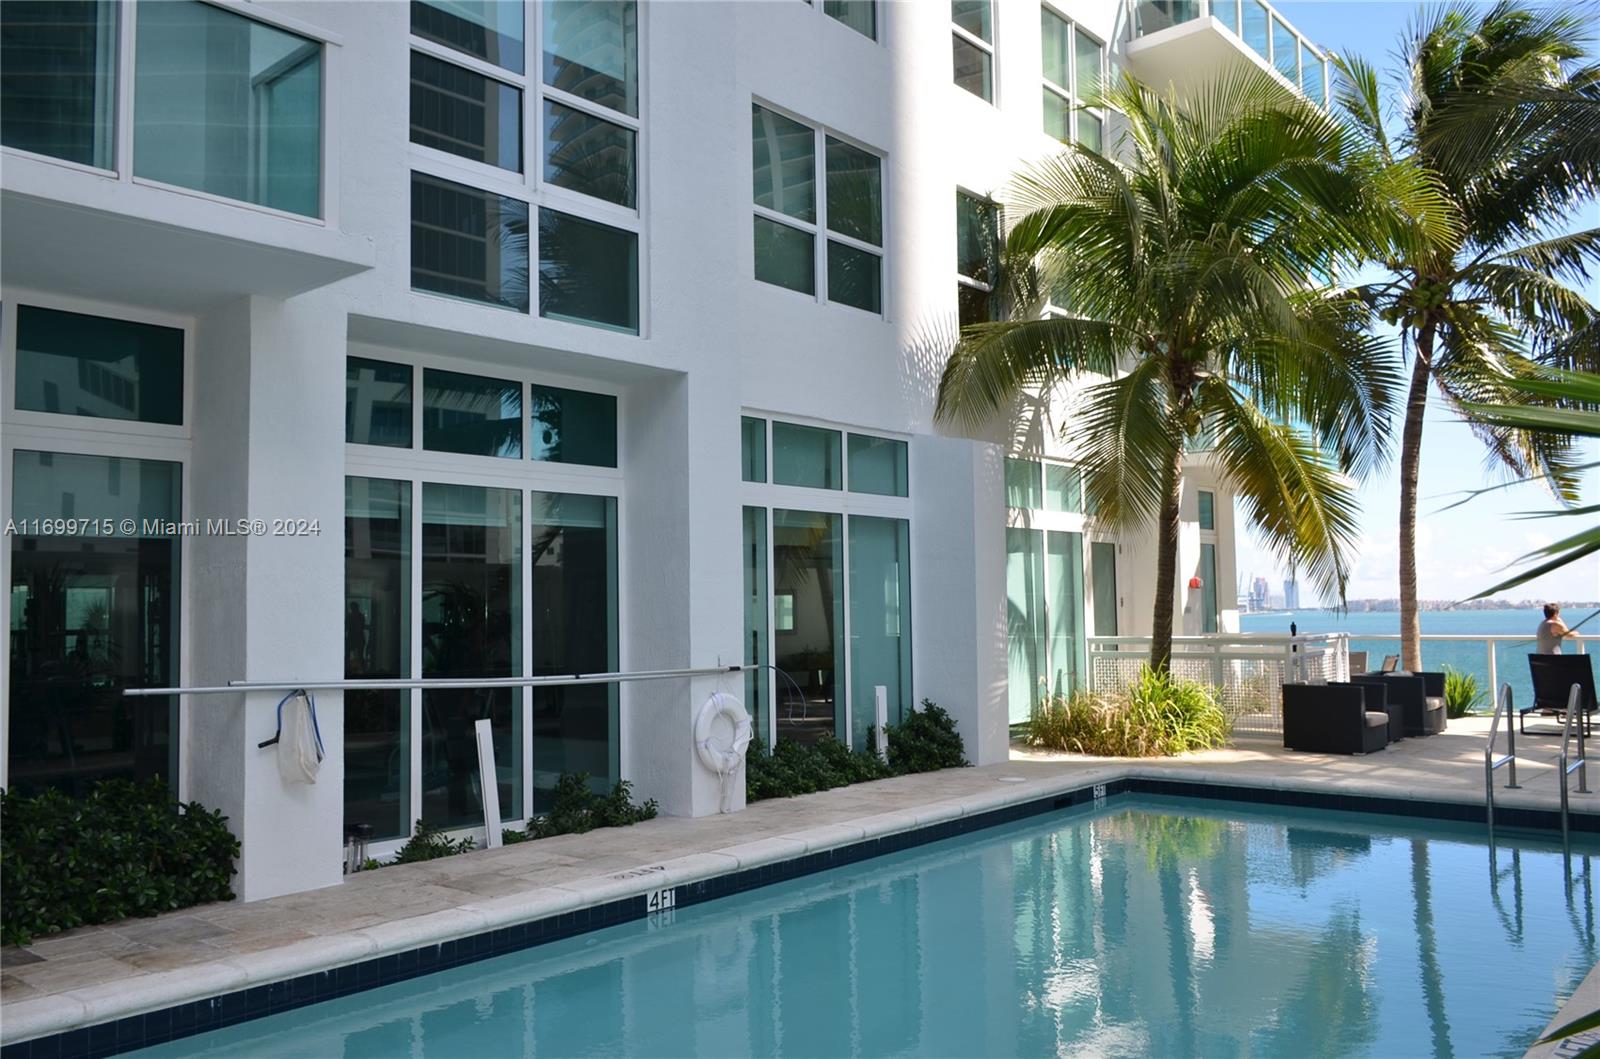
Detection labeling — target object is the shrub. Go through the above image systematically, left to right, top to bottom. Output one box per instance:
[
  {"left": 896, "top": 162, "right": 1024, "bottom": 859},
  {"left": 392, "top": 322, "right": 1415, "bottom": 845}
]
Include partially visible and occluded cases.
[
  {"left": 1026, "top": 666, "right": 1230, "bottom": 757},
  {"left": 1442, "top": 666, "right": 1483, "bottom": 717},
  {"left": 748, "top": 700, "right": 969, "bottom": 801},
  {"left": 882, "top": 700, "right": 969, "bottom": 774},
  {"left": 511, "top": 775, "right": 658, "bottom": 841},
  {"left": 1, "top": 779, "right": 239, "bottom": 947},
  {"left": 383, "top": 819, "right": 475, "bottom": 866}
]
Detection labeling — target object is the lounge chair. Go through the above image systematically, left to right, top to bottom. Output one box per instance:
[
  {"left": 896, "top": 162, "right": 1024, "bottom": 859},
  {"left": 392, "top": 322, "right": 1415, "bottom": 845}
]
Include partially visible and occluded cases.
[
  {"left": 1525, "top": 654, "right": 1596, "bottom": 737},
  {"left": 1353, "top": 673, "right": 1445, "bottom": 736},
  {"left": 1333, "top": 680, "right": 1401, "bottom": 743},
  {"left": 1282, "top": 683, "right": 1389, "bottom": 754}
]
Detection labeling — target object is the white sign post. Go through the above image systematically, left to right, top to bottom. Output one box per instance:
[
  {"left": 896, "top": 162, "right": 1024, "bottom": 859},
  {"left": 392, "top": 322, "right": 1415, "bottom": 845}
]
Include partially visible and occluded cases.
[{"left": 474, "top": 717, "right": 503, "bottom": 848}]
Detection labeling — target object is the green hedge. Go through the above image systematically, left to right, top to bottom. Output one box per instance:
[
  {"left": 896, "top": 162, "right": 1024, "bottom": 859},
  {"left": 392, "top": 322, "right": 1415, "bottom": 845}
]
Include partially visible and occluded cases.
[
  {"left": 747, "top": 699, "right": 968, "bottom": 801},
  {"left": 1, "top": 779, "right": 239, "bottom": 947}
]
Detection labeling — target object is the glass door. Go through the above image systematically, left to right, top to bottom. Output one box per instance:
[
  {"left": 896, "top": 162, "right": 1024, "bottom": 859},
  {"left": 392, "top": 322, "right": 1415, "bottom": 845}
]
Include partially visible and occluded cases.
[{"left": 772, "top": 510, "right": 844, "bottom": 744}]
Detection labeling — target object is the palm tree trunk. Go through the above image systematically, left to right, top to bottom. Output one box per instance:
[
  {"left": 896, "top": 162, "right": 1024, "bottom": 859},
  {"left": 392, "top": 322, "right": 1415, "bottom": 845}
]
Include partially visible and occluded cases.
[
  {"left": 1399, "top": 325, "right": 1434, "bottom": 672},
  {"left": 1150, "top": 443, "right": 1185, "bottom": 673}
]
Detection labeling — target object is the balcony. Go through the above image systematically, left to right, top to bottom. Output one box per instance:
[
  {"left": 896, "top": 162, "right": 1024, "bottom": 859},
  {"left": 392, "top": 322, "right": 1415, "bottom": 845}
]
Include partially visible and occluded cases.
[{"left": 1126, "top": 0, "right": 1329, "bottom": 108}]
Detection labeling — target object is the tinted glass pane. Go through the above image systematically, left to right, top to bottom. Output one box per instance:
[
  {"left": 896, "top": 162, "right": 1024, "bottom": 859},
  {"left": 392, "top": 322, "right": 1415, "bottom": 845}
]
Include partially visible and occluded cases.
[
  {"left": 0, "top": 0, "right": 116, "bottom": 168},
  {"left": 134, "top": 0, "right": 321, "bottom": 217},
  {"left": 412, "top": 0, "right": 524, "bottom": 74},
  {"left": 543, "top": 0, "right": 637, "bottom": 118},
  {"left": 952, "top": 0, "right": 991, "bottom": 43},
  {"left": 1215, "top": 0, "right": 1239, "bottom": 34},
  {"left": 1243, "top": 0, "right": 1269, "bottom": 59},
  {"left": 823, "top": 1, "right": 875, "bottom": 40},
  {"left": 1042, "top": 10, "right": 1068, "bottom": 86},
  {"left": 1273, "top": 18, "right": 1298, "bottom": 82},
  {"left": 1075, "top": 28, "right": 1102, "bottom": 102},
  {"left": 953, "top": 34, "right": 993, "bottom": 101},
  {"left": 1303, "top": 49, "right": 1326, "bottom": 105},
  {"left": 410, "top": 51, "right": 521, "bottom": 170},
  {"left": 1043, "top": 87, "right": 1071, "bottom": 143},
  {"left": 543, "top": 99, "right": 636, "bottom": 207},
  {"left": 752, "top": 105, "right": 815, "bottom": 222},
  {"left": 1078, "top": 112, "right": 1103, "bottom": 153},
  {"left": 825, "top": 138, "right": 881, "bottom": 246},
  {"left": 411, "top": 172, "right": 530, "bottom": 311},
  {"left": 956, "top": 192, "right": 998, "bottom": 283},
  {"left": 538, "top": 208, "right": 639, "bottom": 333},
  {"left": 755, "top": 216, "right": 815, "bottom": 294},
  {"left": 827, "top": 241, "right": 882, "bottom": 313},
  {"left": 957, "top": 282, "right": 994, "bottom": 328},
  {"left": 14, "top": 305, "right": 182, "bottom": 425},
  {"left": 346, "top": 357, "right": 413, "bottom": 448},
  {"left": 423, "top": 367, "right": 522, "bottom": 457},
  {"left": 529, "top": 384, "right": 617, "bottom": 467},
  {"left": 742, "top": 416, "right": 767, "bottom": 483},
  {"left": 773, "top": 422, "right": 842, "bottom": 490},
  {"left": 848, "top": 434, "right": 907, "bottom": 497},
  {"left": 8, "top": 452, "right": 180, "bottom": 796},
  {"left": 1005, "top": 458, "right": 1042, "bottom": 509},
  {"left": 1044, "top": 464, "right": 1081, "bottom": 513},
  {"left": 345, "top": 477, "right": 411, "bottom": 841},
  {"left": 421, "top": 483, "right": 521, "bottom": 827},
  {"left": 1198, "top": 489, "right": 1215, "bottom": 530},
  {"left": 529, "top": 491, "right": 618, "bottom": 809},
  {"left": 742, "top": 506, "right": 769, "bottom": 741},
  {"left": 773, "top": 510, "right": 844, "bottom": 744},
  {"left": 849, "top": 515, "right": 911, "bottom": 749},
  {"left": 1006, "top": 527, "right": 1045, "bottom": 724},
  {"left": 1046, "top": 530, "right": 1085, "bottom": 694},
  {"left": 1091, "top": 540, "right": 1118, "bottom": 637},
  {"left": 1200, "top": 542, "right": 1219, "bottom": 633}
]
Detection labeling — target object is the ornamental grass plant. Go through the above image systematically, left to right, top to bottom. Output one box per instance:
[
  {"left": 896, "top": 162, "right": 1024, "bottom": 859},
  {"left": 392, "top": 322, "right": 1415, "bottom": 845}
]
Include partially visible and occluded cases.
[{"left": 1026, "top": 666, "right": 1230, "bottom": 757}]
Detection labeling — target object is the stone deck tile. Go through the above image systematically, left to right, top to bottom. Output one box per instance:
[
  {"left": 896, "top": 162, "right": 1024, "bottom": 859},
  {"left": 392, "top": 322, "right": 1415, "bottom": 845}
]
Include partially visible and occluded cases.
[{"left": 3, "top": 717, "right": 1598, "bottom": 1045}]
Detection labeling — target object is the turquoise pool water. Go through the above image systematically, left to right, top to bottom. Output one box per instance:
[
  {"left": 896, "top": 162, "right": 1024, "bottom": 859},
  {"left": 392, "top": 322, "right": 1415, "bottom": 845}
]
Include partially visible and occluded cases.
[{"left": 131, "top": 797, "right": 1597, "bottom": 1058}]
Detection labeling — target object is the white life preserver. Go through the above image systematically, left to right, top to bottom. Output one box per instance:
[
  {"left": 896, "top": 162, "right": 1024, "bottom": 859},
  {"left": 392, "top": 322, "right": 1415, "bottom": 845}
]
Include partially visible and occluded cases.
[{"left": 695, "top": 691, "right": 753, "bottom": 813}]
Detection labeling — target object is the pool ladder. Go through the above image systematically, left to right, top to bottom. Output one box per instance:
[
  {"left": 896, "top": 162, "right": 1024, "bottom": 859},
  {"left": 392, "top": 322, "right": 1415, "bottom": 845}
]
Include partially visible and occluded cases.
[
  {"left": 1484, "top": 681, "right": 1590, "bottom": 850},
  {"left": 1484, "top": 683, "right": 1520, "bottom": 844},
  {"left": 1558, "top": 683, "right": 1591, "bottom": 851}
]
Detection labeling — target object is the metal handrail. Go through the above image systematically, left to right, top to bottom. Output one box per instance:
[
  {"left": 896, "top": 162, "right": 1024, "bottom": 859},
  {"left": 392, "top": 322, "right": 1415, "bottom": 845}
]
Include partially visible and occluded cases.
[
  {"left": 122, "top": 664, "right": 749, "bottom": 698},
  {"left": 1485, "top": 682, "right": 1520, "bottom": 842},
  {"left": 1559, "top": 682, "right": 1592, "bottom": 851}
]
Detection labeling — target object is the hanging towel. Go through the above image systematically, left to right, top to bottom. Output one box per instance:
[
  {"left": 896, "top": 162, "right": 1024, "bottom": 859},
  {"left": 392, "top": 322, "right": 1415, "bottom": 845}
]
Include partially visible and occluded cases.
[{"left": 276, "top": 690, "right": 325, "bottom": 785}]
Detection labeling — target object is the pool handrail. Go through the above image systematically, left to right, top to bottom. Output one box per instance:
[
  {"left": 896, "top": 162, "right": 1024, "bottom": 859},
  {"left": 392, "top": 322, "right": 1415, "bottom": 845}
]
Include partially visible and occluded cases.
[
  {"left": 1485, "top": 682, "right": 1520, "bottom": 843},
  {"left": 1559, "top": 682, "right": 1591, "bottom": 852}
]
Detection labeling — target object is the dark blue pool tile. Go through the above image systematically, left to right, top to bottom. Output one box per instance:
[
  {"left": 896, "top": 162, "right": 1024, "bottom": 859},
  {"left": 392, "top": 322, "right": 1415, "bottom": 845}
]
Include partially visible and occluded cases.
[
  {"left": 141, "top": 1007, "right": 172, "bottom": 1045},
  {"left": 83, "top": 1022, "right": 115, "bottom": 1057},
  {"left": 55, "top": 1028, "right": 90, "bottom": 1059},
  {"left": 25, "top": 1033, "right": 58, "bottom": 1059}
]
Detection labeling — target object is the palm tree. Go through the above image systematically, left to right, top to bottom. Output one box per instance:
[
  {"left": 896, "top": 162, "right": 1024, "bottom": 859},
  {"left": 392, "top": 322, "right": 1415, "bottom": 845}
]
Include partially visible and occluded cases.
[
  {"left": 1333, "top": 3, "right": 1600, "bottom": 670},
  {"left": 934, "top": 69, "right": 1434, "bottom": 671}
]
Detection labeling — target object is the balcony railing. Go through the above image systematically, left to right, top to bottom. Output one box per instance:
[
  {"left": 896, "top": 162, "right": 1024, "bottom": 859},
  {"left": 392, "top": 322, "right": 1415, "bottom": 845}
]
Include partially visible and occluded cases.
[{"left": 1131, "top": 0, "right": 1330, "bottom": 107}]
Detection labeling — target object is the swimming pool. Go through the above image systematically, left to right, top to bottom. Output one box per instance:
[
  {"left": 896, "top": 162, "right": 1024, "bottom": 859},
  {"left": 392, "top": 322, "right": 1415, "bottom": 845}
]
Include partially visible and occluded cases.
[{"left": 128, "top": 795, "right": 1596, "bottom": 1058}]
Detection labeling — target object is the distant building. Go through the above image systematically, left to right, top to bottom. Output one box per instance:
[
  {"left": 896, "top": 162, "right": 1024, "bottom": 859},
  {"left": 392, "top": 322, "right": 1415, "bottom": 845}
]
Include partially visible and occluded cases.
[
  {"left": 1251, "top": 576, "right": 1271, "bottom": 611},
  {"left": 1284, "top": 578, "right": 1301, "bottom": 610}
]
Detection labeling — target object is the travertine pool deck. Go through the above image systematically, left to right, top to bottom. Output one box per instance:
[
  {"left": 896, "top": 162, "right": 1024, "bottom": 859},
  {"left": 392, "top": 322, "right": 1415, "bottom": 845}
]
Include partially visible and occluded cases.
[{"left": 3, "top": 715, "right": 1596, "bottom": 1046}]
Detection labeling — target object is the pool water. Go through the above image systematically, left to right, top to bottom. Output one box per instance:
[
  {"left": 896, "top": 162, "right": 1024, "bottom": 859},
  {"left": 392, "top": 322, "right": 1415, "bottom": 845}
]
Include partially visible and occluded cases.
[{"left": 131, "top": 796, "right": 1597, "bottom": 1058}]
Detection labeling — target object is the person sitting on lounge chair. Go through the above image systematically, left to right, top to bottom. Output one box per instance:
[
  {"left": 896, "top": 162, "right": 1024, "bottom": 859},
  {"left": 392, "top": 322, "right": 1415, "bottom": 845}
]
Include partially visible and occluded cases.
[{"left": 1537, "top": 604, "right": 1579, "bottom": 655}]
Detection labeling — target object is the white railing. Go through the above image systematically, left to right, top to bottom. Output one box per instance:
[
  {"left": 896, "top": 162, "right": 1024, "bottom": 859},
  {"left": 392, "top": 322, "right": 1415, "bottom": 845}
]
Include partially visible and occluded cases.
[
  {"left": 1129, "top": 0, "right": 1331, "bottom": 105},
  {"left": 1088, "top": 632, "right": 1349, "bottom": 734},
  {"left": 1329, "top": 633, "right": 1588, "bottom": 700}
]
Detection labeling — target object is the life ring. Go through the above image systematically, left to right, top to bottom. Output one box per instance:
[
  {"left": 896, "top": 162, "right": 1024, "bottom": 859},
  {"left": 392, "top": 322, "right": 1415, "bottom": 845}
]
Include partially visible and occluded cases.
[{"left": 695, "top": 691, "right": 753, "bottom": 778}]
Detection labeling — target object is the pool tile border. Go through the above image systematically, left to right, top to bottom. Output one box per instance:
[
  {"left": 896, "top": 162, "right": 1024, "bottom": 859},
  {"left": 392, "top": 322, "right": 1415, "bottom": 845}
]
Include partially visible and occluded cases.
[{"left": 3, "top": 777, "right": 1595, "bottom": 1059}]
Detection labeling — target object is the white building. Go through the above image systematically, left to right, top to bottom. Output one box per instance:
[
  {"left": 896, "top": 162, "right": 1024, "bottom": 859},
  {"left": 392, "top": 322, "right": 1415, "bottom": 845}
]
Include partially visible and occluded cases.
[{"left": 0, "top": 0, "right": 1325, "bottom": 900}]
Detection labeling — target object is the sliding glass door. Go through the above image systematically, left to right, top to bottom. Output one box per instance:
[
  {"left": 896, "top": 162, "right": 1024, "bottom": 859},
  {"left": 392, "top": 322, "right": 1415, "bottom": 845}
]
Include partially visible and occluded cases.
[{"left": 772, "top": 510, "right": 844, "bottom": 745}]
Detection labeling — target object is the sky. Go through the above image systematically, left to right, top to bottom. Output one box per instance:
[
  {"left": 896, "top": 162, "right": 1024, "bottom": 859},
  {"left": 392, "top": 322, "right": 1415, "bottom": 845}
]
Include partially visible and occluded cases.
[{"left": 1229, "top": 0, "right": 1600, "bottom": 605}]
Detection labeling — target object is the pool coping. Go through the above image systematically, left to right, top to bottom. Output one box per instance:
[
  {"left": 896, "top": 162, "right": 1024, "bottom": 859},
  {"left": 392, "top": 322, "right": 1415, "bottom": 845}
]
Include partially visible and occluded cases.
[{"left": 3, "top": 765, "right": 1597, "bottom": 1059}]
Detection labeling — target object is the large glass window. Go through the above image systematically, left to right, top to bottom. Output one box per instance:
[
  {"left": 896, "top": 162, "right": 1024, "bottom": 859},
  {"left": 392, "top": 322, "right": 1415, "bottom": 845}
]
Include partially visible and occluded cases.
[
  {"left": 0, "top": 0, "right": 117, "bottom": 169},
  {"left": 133, "top": 0, "right": 321, "bottom": 217},
  {"left": 412, "top": 0, "right": 525, "bottom": 74},
  {"left": 543, "top": 0, "right": 637, "bottom": 118},
  {"left": 823, "top": 1, "right": 875, "bottom": 40},
  {"left": 952, "top": 1, "right": 994, "bottom": 102},
  {"left": 1042, "top": 10, "right": 1104, "bottom": 150},
  {"left": 411, "top": 50, "right": 522, "bottom": 171},
  {"left": 542, "top": 99, "right": 636, "bottom": 207},
  {"left": 824, "top": 137, "right": 883, "bottom": 313},
  {"left": 411, "top": 172, "right": 531, "bottom": 311},
  {"left": 957, "top": 191, "right": 999, "bottom": 328},
  {"left": 538, "top": 208, "right": 639, "bottom": 333},
  {"left": 13, "top": 305, "right": 183, "bottom": 426},
  {"left": 346, "top": 357, "right": 413, "bottom": 448},
  {"left": 423, "top": 367, "right": 523, "bottom": 458},
  {"left": 529, "top": 384, "right": 617, "bottom": 467},
  {"left": 773, "top": 422, "right": 842, "bottom": 490},
  {"left": 847, "top": 434, "right": 907, "bottom": 497},
  {"left": 8, "top": 452, "right": 180, "bottom": 796},
  {"left": 345, "top": 478, "right": 411, "bottom": 841},
  {"left": 421, "top": 483, "right": 521, "bottom": 828},
  {"left": 528, "top": 491, "right": 618, "bottom": 808},
  {"left": 742, "top": 506, "right": 769, "bottom": 742},
  {"left": 772, "top": 510, "right": 844, "bottom": 745},
  {"left": 848, "top": 516, "right": 911, "bottom": 749}
]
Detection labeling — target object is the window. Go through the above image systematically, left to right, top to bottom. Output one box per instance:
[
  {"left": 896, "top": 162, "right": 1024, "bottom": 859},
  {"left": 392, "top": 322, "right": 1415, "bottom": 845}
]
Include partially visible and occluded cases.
[
  {"left": 410, "top": 0, "right": 641, "bottom": 333},
  {"left": 0, "top": 1, "right": 118, "bottom": 169},
  {"left": 134, "top": 1, "right": 322, "bottom": 217},
  {"left": 823, "top": 1, "right": 876, "bottom": 40},
  {"left": 952, "top": 1, "right": 994, "bottom": 102},
  {"left": 1042, "top": 9, "right": 1104, "bottom": 152},
  {"left": 410, "top": 50, "right": 522, "bottom": 171},
  {"left": 753, "top": 104, "right": 883, "bottom": 311},
  {"left": 411, "top": 172, "right": 530, "bottom": 311},
  {"left": 956, "top": 191, "right": 1000, "bottom": 328},
  {"left": 13, "top": 305, "right": 183, "bottom": 425},
  {"left": 346, "top": 357, "right": 414, "bottom": 448},
  {"left": 423, "top": 367, "right": 523, "bottom": 458},
  {"left": 529, "top": 383, "right": 617, "bottom": 467},
  {"left": 742, "top": 416, "right": 767, "bottom": 483},
  {"left": 773, "top": 421, "right": 842, "bottom": 490},
  {"left": 847, "top": 434, "right": 907, "bottom": 497},
  {"left": 1004, "top": 457, "right": 1042, "bottom": 509},
  {"left": 1007, "top": 457, "right": 1089, "bottom": 715},
  {"left": 1045, "top": 464, "right": 1082, "bottom": 513},
  {"left": 1198, "top": 489, "right": 1215, "bottom": 530},
  {"left": 848, "top": 515, "right": 911, "bottom": 749},
  {"left": 1091, "top": 540, "right": 1118, "bottom": 636},
  {"left": 1200, "top": 542, "right": 1219, "bottom": 633}
]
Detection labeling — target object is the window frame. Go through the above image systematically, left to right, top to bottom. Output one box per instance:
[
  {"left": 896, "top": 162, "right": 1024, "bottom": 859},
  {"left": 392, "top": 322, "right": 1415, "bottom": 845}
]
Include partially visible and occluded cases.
[
  {"left": 951, "top": 0, "right": 996, "bottom": 104},
  {"left": 406, "top": 1, "right": 646, "bottom": 334},
  {"left": 1040, "top": 6, "right": 1105, "bottom": 151},
  {"left": 750, "top": 99, "right": 887, "bottom": 317},
  {"left": 955, "top": 187, "right": 1001, "bottom": 327},
  {"left": 738, "top": 411, "right": 912, "bottom": 751}
]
